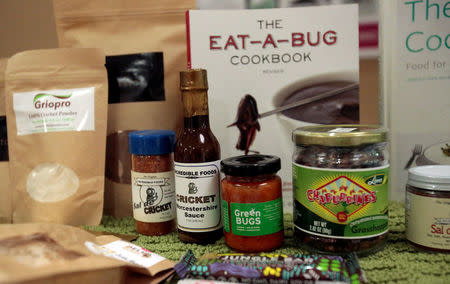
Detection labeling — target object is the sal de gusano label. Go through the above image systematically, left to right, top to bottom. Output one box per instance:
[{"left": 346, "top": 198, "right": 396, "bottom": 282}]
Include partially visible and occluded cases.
[
  {"left": 175, "top": 161, "right": 222, "bottom": 232},
  {"left": 293, "top": 164, "right": 389, "bottom": 238},
  {"left": 131, "top": 171, "right": 175, "bottom": 223}
]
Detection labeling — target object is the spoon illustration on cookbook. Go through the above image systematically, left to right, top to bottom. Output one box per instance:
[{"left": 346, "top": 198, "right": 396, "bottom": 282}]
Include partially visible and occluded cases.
[{"left": 228, "top": 82, "right": 359, "bottom": 154}]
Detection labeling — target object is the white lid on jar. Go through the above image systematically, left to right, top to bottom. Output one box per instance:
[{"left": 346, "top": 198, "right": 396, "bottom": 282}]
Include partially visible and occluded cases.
[{"left": 407, "top": 165, "right": 450, "bottom": 191}]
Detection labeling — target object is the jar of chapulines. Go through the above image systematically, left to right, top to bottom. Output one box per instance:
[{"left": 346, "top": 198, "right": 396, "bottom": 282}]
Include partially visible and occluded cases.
[
  {"left": 292, "top": 125, "right": 389, "bottom": 255},
  {"left": 129, "top": 130, "right": 176, "bottom": 236},
  {"left": 221, "top": 155, "right": 284, "bottom": 252},
  {"left": 406, "top": 165, "right": 450, "bottom": 253}
]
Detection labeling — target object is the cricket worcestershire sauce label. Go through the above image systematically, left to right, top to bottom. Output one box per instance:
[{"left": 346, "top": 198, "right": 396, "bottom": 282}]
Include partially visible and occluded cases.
[
  {"left": 175, "top": 161, "right": 222, "bottom": 232},
  {"left": 293, "top": 163, "right": 389, "bottom": 238}
]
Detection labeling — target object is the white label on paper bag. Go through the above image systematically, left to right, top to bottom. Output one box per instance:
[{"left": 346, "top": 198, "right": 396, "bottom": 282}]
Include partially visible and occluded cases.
[
  {"left": 13, "top": 87, "right": 95, "bottom": 135},
  {"left": 85, "top": 240, "right": 165, "bottom": 268}
]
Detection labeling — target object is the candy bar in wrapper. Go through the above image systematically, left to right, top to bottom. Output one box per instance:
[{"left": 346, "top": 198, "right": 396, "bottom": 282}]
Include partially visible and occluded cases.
[{"left": 175, "top": 251, "right": 366, "bottom": 284}]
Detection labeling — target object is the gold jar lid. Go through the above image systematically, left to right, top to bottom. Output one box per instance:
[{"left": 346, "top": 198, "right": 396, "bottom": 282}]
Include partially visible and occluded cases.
[
  {"left": 180, "top": 69, "right": 208, "bottom": 91},
  {"left": 292, "top": 125, "right": 387, "bottom": 147}
]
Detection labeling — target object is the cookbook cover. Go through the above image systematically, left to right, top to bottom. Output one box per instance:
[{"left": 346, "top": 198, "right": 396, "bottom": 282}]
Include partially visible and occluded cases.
[
  {"left": 379, "top": 0, "right": 450, "bottom": 201},
  {"left": 187, "top": 5, "right": 359, "bottom": 210}
]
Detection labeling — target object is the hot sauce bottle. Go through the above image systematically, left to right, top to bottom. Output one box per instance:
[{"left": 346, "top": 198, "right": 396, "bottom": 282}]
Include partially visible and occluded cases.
[{"left": 174, "top": 69, "right": 222, "bottom": 244}]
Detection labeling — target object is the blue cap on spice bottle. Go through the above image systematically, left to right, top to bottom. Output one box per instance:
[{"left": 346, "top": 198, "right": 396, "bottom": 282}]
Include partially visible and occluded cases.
[{"left": 129, "top": 130, "right": 176, "bottom": 155}]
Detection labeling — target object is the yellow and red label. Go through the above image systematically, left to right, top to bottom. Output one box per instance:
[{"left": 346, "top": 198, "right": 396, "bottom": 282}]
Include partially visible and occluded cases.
[{"left": 293, "top": 163, "right": 389, "bottom": 238}]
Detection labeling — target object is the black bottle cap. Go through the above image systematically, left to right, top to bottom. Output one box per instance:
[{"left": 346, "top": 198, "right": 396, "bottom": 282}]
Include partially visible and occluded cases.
[{"left": 221, "top": 154, "right": 281, "bottom": 177}]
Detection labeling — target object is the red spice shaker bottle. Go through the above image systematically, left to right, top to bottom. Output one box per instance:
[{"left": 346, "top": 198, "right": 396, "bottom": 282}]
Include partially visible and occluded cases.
[
  {"left": 129, "top": 130, "right": 176, "bottom": 236},
  {"left": 221, "top": 155, "right": 284, "bottom": 252}
]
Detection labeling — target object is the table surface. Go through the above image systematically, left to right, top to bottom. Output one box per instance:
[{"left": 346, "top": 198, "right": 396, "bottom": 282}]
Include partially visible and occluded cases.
[{"left": 86, "top": 202, "right": 450, "bottom": 284}]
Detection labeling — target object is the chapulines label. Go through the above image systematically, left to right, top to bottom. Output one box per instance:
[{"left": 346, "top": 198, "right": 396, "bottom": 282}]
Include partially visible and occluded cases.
[{"left": 293, "top": 164, "right": 389, "bottom": 238}]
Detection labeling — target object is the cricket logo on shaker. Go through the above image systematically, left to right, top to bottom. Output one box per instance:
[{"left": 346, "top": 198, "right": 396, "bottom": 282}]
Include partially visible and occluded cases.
[
  {"left": 140, "top": 186, "right": 162, "bottom": 208},
  {"left": 146, "top": 188, "right": 158, "bottom": 206}
]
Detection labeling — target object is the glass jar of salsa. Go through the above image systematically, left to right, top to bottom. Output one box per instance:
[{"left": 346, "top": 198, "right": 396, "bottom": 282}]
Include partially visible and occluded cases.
[{"left": 221, "top": 155, "right": 284, "bottom": 252}]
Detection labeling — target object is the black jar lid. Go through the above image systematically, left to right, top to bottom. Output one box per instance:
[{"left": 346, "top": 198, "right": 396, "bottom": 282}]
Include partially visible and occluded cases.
[{"left": 221, "top": 155, "right": 281, "bottom": 177}]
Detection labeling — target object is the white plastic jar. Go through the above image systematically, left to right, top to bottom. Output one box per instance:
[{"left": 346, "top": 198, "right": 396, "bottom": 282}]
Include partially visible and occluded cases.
[{"left": 406, "top": 165, "right": 450, "bottom": 253}]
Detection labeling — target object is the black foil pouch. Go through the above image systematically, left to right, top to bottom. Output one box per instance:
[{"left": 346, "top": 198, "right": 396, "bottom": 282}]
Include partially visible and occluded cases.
[
  {"left": 106, "top": 53, "right": 165, "bottom": 104},
  {"left": 0, "top": 116, "right": 7, "bottom": 162}
]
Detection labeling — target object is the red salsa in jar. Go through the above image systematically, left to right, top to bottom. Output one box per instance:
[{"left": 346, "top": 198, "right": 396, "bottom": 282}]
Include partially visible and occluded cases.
[{"left": 221, "top": 155, "right": 284, "bottom": 252}]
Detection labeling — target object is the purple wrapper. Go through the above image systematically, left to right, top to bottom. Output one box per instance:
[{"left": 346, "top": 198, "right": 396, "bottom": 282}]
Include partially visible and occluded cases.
[{"left": 175, "top": 251, "right": 366, "bottom": 284}]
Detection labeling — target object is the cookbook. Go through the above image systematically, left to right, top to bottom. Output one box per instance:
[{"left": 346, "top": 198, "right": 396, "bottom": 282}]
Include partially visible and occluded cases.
[
  {"left": 379, "top": 0, "right": 450, "bottom": 200},
  {"left": 187, "top": 5, "right": 360, "bottom": 210}
]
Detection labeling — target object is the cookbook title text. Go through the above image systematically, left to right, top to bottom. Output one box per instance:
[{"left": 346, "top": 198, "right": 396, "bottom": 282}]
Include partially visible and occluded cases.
[
  {"left": 404, "top": 0, "right": 450, "bottom": 53},
  {"left": 207, "top": 19, "right": 337, "bottom": 65}
]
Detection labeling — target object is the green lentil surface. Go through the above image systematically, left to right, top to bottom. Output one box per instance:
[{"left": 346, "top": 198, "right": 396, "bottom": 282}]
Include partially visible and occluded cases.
[{"left": 86, "top": 202, "right": 450, "bottom": 284}]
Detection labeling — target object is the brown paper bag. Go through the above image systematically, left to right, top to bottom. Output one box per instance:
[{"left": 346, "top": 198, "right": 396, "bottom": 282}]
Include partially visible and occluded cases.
[
  {"left": 53, "top": 0, "right": 196, "bottom": 217},
  {"left": 5, "top": 48, "right": 108, "bottom": 225},
  {"left": 0, "top": 58, "right": 10, "bottom": 224},
  {"left": 0, "top": 223, "right": 174, "bottom": 284}
]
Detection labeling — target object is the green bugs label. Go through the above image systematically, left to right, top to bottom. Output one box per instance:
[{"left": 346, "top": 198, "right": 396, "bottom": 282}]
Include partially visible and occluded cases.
[
  {"left": 293, "top": 163, "right": 389, "bottom": 238},
  {"left": 223, "top": 198, "right": 283, "bottom": 236}
]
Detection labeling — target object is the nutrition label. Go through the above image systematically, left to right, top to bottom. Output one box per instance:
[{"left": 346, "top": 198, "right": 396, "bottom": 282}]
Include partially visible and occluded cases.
[{"left": 309, "top": 220, "right": 332, "bottom": 235}]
